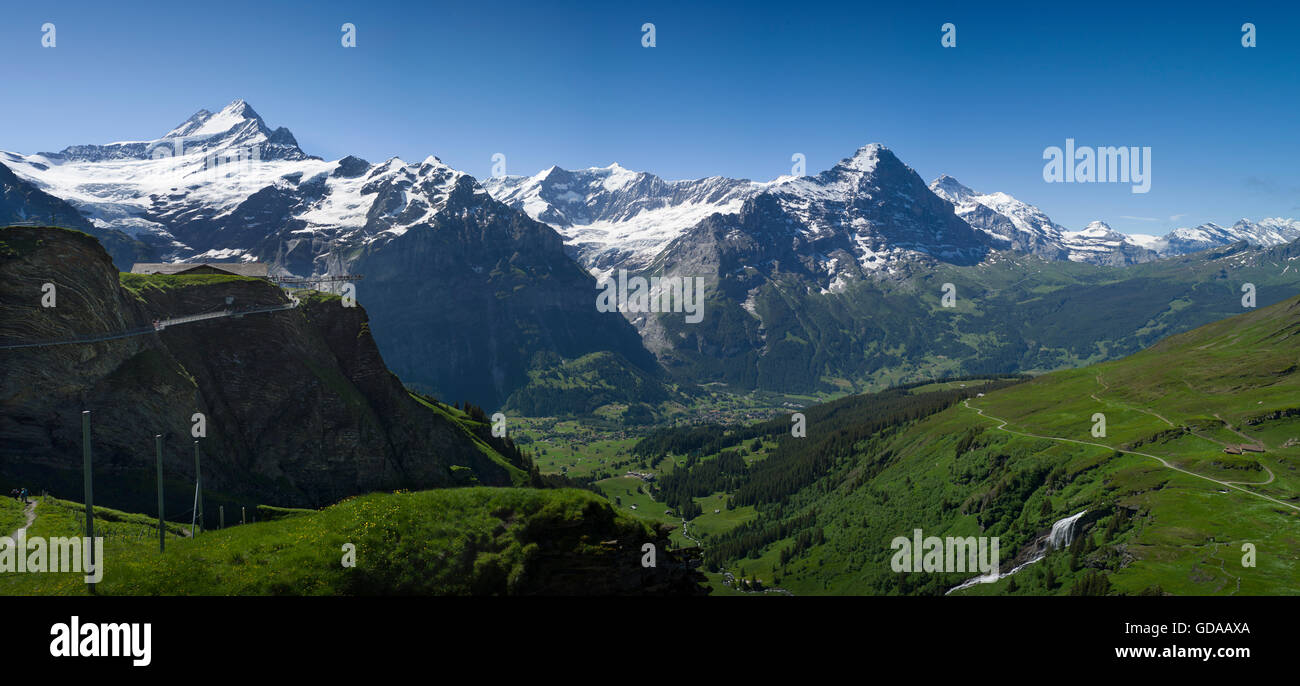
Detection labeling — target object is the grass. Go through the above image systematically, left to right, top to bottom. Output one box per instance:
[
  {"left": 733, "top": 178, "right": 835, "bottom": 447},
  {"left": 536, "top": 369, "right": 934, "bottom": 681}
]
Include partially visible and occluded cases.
[
  {"left": 119, "top": 272, "right": 262, "bottom": 298},
  {"left": 681, "top": 294, "right": 1300, "bottom": 596},
  {"left": 408, "top": 394, "right": 530, "bottom": 485},
  {"left": 0, "top": 488, "right": 659, "bottom": 596},
  {"left": 0, "top": 496, "right": 27, "bottom": 537}
]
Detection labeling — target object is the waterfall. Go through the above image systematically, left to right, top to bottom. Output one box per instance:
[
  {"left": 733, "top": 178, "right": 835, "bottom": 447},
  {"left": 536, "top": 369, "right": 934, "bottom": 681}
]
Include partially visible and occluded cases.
[
  {"left": 944, "top": 509, "right": 1087, "bottom": 595},
  {"left": 1047, "top": 510, "right": 1087, "bottom": 550}
]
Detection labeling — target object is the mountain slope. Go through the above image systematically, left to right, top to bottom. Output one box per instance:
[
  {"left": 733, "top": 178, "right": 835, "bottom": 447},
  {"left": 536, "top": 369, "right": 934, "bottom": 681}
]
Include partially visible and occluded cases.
[
  {"left": 350, "top": 179, "right": 663, "bottom": 408},
  {"left": 0, "top": 226, "right": 528, "bottom": 517},
  {"left": 682, "top": 290, "right": 1300, "bottom": 594}
]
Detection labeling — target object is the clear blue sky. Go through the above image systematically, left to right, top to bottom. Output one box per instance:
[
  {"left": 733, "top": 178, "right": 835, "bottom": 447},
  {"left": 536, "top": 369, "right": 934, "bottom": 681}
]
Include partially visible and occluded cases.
[{"left": 2, "top": 1, "right": 1297, "bottom": 234}]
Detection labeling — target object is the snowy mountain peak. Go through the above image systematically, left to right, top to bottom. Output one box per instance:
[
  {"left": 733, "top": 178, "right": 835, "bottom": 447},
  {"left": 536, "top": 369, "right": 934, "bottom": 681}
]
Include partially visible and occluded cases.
[
  {"left": 164, "top": 99, "right": 265, "bottom": 139},
  {"left": 35, "top": 100, "right": 309, "bottom": 164},
  {"left": 836, "top": 143, "right": 891, "bottom": 173},
  {"left": 930, "top": 174, "right": 974, "bottom": 199},
  {"left": 1080, "top": 220, "right": 1115, "bottom": 236}
]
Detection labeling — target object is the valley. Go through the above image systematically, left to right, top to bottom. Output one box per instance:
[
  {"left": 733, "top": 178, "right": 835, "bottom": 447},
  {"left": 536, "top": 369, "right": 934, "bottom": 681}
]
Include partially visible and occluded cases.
[{"left": 4, "top": 105, "right": 1300, "bottom": 599}]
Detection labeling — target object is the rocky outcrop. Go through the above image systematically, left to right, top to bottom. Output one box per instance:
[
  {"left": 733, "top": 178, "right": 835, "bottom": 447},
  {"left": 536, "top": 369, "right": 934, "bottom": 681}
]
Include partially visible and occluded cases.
[{"left": 0, "top": 226, "right": 514, "bottom": 519}]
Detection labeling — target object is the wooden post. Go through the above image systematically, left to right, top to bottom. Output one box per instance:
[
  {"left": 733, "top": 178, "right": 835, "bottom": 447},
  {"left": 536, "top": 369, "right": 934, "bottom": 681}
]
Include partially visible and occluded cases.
[
  {"left": 82, "top": 411, "right": 95, "bottom": 592},
  {"left": 155, "top": 434, "right": 164, "bottom": 553},
  {"left": 219, "top": 505, "right": 224, "bottom": 530},
  {"left": 241, "top": 506, "right": 246, "bottom": 525}
]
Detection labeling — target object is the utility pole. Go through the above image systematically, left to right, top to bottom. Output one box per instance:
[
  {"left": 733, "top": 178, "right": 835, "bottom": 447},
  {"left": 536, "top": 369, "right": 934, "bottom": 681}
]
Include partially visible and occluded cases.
[
  {"left": 82, "top": 411, "right": 96, "bottom": 593},
  {"left": 155, "top": 434, "right": 164, "bottom": 552},
  {"left": 194, "top": 440, "right": 202, "bottom": 534},
  {"left": 191, "top": 441, "right": 202, "bottom": 537}
]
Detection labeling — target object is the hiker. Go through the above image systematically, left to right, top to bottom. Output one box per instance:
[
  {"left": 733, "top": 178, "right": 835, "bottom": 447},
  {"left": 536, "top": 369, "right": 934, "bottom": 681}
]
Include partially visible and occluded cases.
[
  {"left": 20, "top": 488, "right": 28, "bottom": 504},
  {"left": 8, "top": 489, "right": 16, "bottom": 502}
]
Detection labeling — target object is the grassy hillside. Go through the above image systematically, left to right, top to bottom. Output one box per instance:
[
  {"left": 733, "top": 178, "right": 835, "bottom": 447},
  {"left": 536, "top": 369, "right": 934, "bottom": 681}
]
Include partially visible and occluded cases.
[
  {"left": 645, "top": 294, "right": 1300, "bottom": 594},
  {"left": 504, "top": 351, "right": 679, "bottom": 422},
  {"left": 0, "top": 488, "right": 702, "bottom": 596},
  {"left": 0, "top": 495, "right": 26, "bottom": 536}
]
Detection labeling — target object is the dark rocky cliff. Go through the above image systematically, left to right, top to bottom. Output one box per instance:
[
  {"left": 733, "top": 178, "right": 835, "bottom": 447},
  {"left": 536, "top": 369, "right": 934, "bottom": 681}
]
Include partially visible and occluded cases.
[{"left": 0, "top": 226, "right": 517, "bottom": 520}]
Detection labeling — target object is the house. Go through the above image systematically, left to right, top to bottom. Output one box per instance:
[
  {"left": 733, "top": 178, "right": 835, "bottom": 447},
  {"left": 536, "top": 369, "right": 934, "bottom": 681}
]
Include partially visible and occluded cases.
[{"left": 130, "top": 262, "right": 269, "bottom": 278}]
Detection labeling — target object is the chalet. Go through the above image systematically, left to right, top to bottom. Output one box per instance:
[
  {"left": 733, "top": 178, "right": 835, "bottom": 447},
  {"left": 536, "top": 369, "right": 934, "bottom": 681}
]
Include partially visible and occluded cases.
[
  {"left": 130, "top": 262, "right": 269, "bottom": 278},
  {"left": 1223, "top": 444, "right": 1266, "bottom": 455}
]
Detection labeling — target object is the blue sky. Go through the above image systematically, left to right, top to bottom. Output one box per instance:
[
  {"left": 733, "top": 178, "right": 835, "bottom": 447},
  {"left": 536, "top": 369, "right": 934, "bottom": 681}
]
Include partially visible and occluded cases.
[{"left": 1, "top": 0, "right": 1297, "bottom": 234}]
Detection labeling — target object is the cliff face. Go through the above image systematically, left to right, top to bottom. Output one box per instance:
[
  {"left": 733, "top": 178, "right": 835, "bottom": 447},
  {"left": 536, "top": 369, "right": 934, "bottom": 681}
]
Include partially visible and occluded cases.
[{"left": 0, "top": 226, "right": 515, "bottom": 518}]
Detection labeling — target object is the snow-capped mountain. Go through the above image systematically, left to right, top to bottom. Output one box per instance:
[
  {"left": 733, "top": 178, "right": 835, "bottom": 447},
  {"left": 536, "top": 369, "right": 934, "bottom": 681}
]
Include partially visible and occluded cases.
[
  {"left": 0, "top": 100, "right": 486, "bottom": 275},
  {"left": 0, "top": 100, "right": 660, "bottom": 409},
  {"left": 650, "top": 144, "right": 993, "bottom": 296},
  {"left": 760, "top": 144, "right": 991, "bottom": 273},
  {"left": 481, "top": 165, "right": 762, "bottom": 271},
  {"left": 928, "top": 174, "right": 1299, "bottom": 265},
  {"left": 928, "top": 174, "right": 1069, "bottom": 259},
  {"left": 929, "top": 175, "right": 1158, "bottom": 264},
  {"left": 1158, "top": 219, "right": 1300, "bottom": 255},
  {"left": 1057, "top": 220, "right": 1158, "bottom": 265}
]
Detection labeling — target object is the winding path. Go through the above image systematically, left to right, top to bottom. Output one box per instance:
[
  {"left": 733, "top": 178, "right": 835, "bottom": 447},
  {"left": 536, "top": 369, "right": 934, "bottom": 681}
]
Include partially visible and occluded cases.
[
  {"left": 962, "top": 400, "right": 1300, "bottom": 513},
  {"left": 7, "top": 498, "right": 38, "bottom": 539}
]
